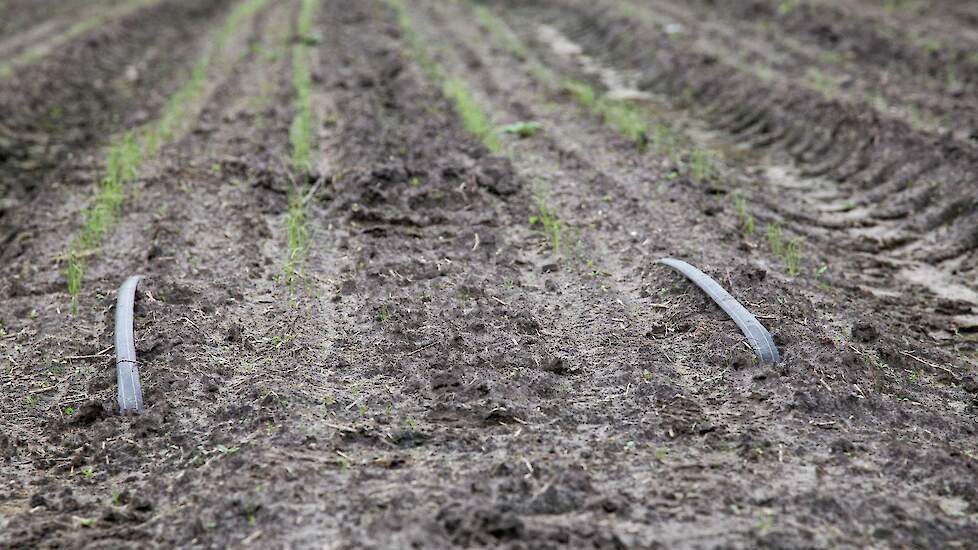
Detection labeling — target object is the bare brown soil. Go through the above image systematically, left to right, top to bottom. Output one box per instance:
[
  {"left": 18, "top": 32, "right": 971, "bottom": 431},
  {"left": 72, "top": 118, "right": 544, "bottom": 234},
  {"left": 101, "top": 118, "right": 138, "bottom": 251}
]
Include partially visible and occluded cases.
[{"left": 1, "top": 0, "right": 976, "bottom": 548}]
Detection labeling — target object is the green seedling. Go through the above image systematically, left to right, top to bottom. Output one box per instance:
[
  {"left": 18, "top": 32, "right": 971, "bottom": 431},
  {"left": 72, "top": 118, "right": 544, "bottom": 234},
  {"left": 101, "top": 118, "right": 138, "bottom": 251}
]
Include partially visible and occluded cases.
[
  {"left": 281, "top": 0, "right": 319, "bottom": 285},
  {"left": 388, "top": 0, "right": 439, "bottom": 81},
  {"left": 777, "top": 0, "right": 797, "bottom": 15},
  {"left": 475, "top": 5, "right": 526, "bottom": 59},
  {"left": 299, "top": 33, "right": 322, "bottom": 46},
  {"left": 289, "top": 41, "right": 313, "bottom": 171},
  {"left": 805, "top": 68, "right": 840, "bottom": 99},
  {"left": 443, "top": 78, "right": 499, "bottom": 152},
  {"left": 563, "top": 80, "right": 647, "bottom": 147},
  {"left": 564, "top": 80, "right": 596, "bottom": 107},
  {"left": 599, "top": 100, "right": 648, "bottom": 148},
  {"left": 499, "top": 121, "right": 542, "bottom": 138},
  {"left": 652, "top": 123, "right": 676, "bottom": 157},
  {"left": 689, "top": 149, "right": 714, "bottom": 182},
  {"left": 529, "top": 189, "right": 560, "bottom": 256},
  {"left": 283, "top": 192, "right": 308, "bottom": 285},
  {"left": 731, "top": 192, "right": 754, "bottom": 236},
  {"left": 743, "top": 215, "right": 755, "bottom": 236},
  {"left": 766, "top": 223, "right": 784, "bottom": 257},
  {"left": 784, "top": 238, "right": 802, "bottom": 275},
  {"left": 66, "top": 252, "right": 83, "bottom": 313},
  {"left": 863, "top": 351, "right": 888, "bottom": 370},
  {"left": 907, "top": 369, "right": 920, "bottom": 384},
  {"left": 756, "top": 511, "right": 775, "bottom": 537}
]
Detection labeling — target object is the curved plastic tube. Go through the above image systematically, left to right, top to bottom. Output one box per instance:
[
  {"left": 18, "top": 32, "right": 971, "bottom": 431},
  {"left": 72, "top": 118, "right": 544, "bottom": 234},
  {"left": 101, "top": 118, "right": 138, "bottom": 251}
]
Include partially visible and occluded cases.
[
  {"left": 657, "top": 258, "right": 780, "bottom": 364},
  {"left": 115, "top": 275, "right": 144, "bottom": 412}
]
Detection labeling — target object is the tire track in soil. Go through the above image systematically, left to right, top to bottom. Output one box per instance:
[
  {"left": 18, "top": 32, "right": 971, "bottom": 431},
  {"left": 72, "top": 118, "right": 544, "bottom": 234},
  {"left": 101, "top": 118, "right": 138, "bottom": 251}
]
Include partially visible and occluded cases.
[
  {"left": 0, "top": 0, "right": 238, "bottom": 267},
  {"left": 410, "top": 0, "right": 978, "bottom": 546},
  {"left": 491, "top": 0, "right": 978, "bottom": 368},
  {"left": 493, "top": 0, "right": 978, "bottom": 339},
  {"left": 636, "top": 0, "right": 978, "bottom": 141},
  {"left": 796, "top": 0, "right": 978, "bottom": 84},
  {"left": 0, "top": 1, "right": 301, "bottom": 546},
  {"left": 532, "top": 7, "right": 978, "bottom": 338}
]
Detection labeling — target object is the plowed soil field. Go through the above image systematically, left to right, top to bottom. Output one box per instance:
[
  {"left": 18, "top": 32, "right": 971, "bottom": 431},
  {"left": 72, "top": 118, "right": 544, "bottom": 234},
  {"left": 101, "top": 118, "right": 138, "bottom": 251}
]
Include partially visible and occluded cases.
[{"left": 2, "top": 0, "right": 977, "bottom": 547}]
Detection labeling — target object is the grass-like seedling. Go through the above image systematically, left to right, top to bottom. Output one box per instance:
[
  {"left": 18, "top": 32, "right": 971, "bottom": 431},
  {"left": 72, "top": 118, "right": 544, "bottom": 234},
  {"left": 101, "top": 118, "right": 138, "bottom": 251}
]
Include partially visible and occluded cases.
[
  {"left": 283, "top": 0, "right": 319, "bottom": 285},
  {"left": 291, "top": 0, "right": 318, "bottom": 163},
  {"left": 388, "top": 0, "right": 440, "bottom": 81},
  {"left": 777, "top": 0, "right": 798, "bottom": 15},
  {"left": 468, "top": 2, "right": 553, "bottom": 83},
  {"left": 477, "top": 2, "right": 664, "bottom": 152},
  {"left": 474, "top": 5, "right": 526, "bottom": 60},
  {"left": 289, "top": 40, "right": 313, "bottom": 171},
  {"left": 805, "top": 68, "right": 840, "bottom": 100},
  {"left": 443, "top": 78, "right": 500, "bottom": 152},
  {"left": 563, "top": 80, "right": 647, "bottom": 148},
  {"left": 564, "top": 80, "right": 597, "bottom": 108},
  {"left": 600, "top": 101, "right": 647, "bottom": 147},
  {"left": 498, "top": 120, "right": 542, "bottom": 138},
  {"left": 652, "top": 123, "right": 676, "bottom": 158},
  {"left": 689, "top": 149, "right": 714, "bottom": 182},
  {"left": 529, "top": 188, "right": 560, "bottom": 256},
  {"left": 283, "top": 192, "right": 308, "bottom": 285},
  {"left": 731, "top": 192, "right": 754, "bottom": 237},
  {"left": 743, "top": 214, "right": 755, "bottom": 236},
  {"left": 765, "top": 222, "right": 805, "bottom": 274},
  {"left": 766, "top": 223, "right": 784, "bottom": 258},
  {"left": 784, "top": 238, "right": 802, "bottom": 275},
  {"left": 65, "top": 252, "right": 83, "bottom": 313}
]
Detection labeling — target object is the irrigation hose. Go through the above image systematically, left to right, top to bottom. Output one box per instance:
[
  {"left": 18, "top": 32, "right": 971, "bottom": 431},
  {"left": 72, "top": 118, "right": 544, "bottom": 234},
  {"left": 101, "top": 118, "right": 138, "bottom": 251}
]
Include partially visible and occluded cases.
[
  {"left": 657, "top": 258, "right": 781, "bottom": 364},
  {"left": 115, "top": 275, "right": 144, "bottom": 412}
]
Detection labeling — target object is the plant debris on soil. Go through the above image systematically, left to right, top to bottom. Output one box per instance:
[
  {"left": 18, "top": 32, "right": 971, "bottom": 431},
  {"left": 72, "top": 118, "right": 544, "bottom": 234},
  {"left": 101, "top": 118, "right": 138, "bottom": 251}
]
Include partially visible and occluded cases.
[{"left": 1, "top": 0, "right": 977, "bottom": 547}]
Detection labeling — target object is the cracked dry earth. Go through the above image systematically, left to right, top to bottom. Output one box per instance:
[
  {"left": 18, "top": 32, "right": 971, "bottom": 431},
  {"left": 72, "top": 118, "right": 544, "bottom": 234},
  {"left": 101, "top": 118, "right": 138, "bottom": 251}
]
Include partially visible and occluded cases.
[{"left": 1, "top": 0, "right": 977, "bottom": 548}]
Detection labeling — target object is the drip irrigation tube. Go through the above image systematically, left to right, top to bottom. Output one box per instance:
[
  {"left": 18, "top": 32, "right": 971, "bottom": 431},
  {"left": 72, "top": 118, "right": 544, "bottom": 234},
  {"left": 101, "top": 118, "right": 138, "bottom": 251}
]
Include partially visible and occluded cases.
[
  {"left": 657, "top": 258, "right": 780, "bottom": 364},
  {"left": 115, "top": 275, "right": 144, "bottom": 412}
]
